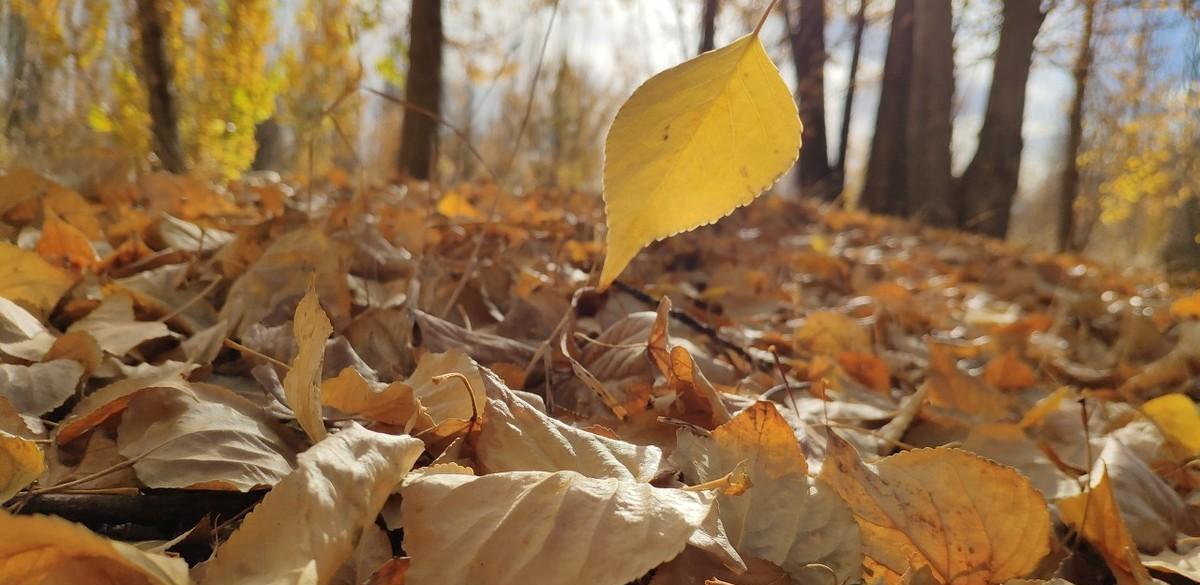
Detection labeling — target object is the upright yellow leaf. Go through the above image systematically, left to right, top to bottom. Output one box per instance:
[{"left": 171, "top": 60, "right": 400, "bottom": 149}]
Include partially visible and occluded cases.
[
  {"left": 600, "top": 33, "right": 800, "bottom": 287},
  {"left": 283, "top": 279, "right": 332, "bottom": 443}
]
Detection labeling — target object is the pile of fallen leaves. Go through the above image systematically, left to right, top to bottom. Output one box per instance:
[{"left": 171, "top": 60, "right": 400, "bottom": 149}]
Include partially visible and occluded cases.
[{"left": 1, "top": 166, "right": 1200, "bottom": 585}]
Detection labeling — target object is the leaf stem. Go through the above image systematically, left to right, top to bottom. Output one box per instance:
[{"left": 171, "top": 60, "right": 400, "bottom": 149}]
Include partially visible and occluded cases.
[{"left": 753, "top": 0, "right": 781, "bottom": 37}]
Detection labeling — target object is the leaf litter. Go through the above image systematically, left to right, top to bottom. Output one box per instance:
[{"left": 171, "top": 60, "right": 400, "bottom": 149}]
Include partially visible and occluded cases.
[{"left": 0, "top": 165, "right": 1199, "bottom": 585}]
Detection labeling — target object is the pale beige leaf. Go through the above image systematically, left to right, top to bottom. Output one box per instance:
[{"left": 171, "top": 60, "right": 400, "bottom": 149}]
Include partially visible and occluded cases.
[
  {"left": 158, "top": 213, "right": 235, "bottom": 252},
  {"left": 282, "top": 280, "right": 332, "bottom": 443},
  {"left": 68, "top": 293, "right": 172, "bottom": 356},
  {"left": 407, "top": 349, "right": 486, "bottom": 429},
  {"left": 0, "top": 359, "right": 84, "bottom": 416},
  {"left": 56, "top": 360, "right": 195, "bottom": 444},
  {"left": 476, "top": 368, "right": 663, "bottom": 481},
  {"left": 117, "top": 383, "right": 297, "bottom": 491},
  {"left": 673, "top": 401, "right": 862, "bottom": 584},
  {"left": 199, "top": 424, "right": 424, "bottom": 585},
  {"left": 819, "top": 432, "right": 1052, "bottom": 584},
  {"left": 1091, "top": 438, "right": 1194, "bottom": 553},
  {"left": 400, "top": 470, "right": 716, "bottom": 585},
  {"left": 0, "top": 511, "right": 190, "bottom": 585},
  {"left": 1141, "top": 538, "right": 1200, "bottom": 582}
]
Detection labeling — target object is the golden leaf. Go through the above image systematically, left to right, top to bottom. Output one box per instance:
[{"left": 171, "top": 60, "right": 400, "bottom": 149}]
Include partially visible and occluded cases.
[
  {"left": 599, "top": 33, "right": 800, "bottom": 287},
  {"left": 0, "top": 242, "right": 77, "bottom": 317},
  {"left": 819, "top": 432, "right": 1052, "bottom": 584},
  {"left": 0, "top": 511, "right": 190, "bottom": 585}
]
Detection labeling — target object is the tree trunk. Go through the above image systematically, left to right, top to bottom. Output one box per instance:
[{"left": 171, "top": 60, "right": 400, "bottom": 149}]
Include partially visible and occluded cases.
[
  {"left": 134, "top": 0, "right": 186, "bottom": 174},
  {"left": 397, "top": 0, "right": 444, "bottom": 181},
  {"left": 699, "top": 0, "right": 719, "bottom": 54},
  {"left": 783, "top": 0, "right": 832, "bottom": 199},
  {"left": 832, "top": 0, "right": 867, "bottom": 196},
  {"left": 860, "top": 0, "right": 913, "bottom": 217},
  {"left": 905, "top": 0, "right": 956, "bottom": 227},
  {"left": 956, "top": 0, "right": 1046, "bottom": 238},
  {"left": 1057, "top": 0, "right": 1097, "bottom": 252},
  {"left": 1163, "top": 196, "right": 1200, "bottom": 273}
]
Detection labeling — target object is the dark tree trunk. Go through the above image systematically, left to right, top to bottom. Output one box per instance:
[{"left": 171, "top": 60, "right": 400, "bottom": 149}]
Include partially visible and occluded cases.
[
  {"left": 134, "top": 0, "right": 186, "bottom": 174},
  {"left": 397, "top": 0, "right": 444, "bottom": 181},
  {"left": 699, "top": 0, "right": 719, "bottom": 54},
  {"left": 783, "top": 0, "right": 833, "bottom": 200},
  {"left": 832, "top": 0, "right": 868, "bottom": 196},
  {"left": 860, "top": 0, "right": 913, "bottom": 217},
  {"left": 905, "top": 0, "right": 956, "bottom": 227},
  {"left": 956, "top": 0, "right": 1046, "bottom": 238},
  {"left": 1057, "top": 0, "right": 1097, "bottom": 252},
  {"left": 251, "top": 118, "right": 288, "bottom": 172}
]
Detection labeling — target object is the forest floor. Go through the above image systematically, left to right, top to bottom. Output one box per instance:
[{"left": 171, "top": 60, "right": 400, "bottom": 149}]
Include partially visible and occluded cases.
[{"left": 1, "top": 168, "right": 1199, "bottom": 585}]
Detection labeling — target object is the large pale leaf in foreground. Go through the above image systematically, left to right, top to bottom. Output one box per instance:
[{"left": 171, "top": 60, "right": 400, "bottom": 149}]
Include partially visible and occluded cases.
[
  {"left": 599, "top": 33, "right": 800, "bottom": 287},
  {"left": 475, "top": 369, "right": 663, "bottom": 481},
  {"left": 673, "top": 401, "right": 862, "bottom": 584},
  {"left": 199, "top": 424, "right": 424, "bottom": 585},
  {"left": 819, "top": 432, "right": 1051, "bottom": 584},
  {"left": 401, "top": 470, "right": 716, "bottom": 585},
  {"left": 0, "top": 511, "right": 190, "bottom": 585}
]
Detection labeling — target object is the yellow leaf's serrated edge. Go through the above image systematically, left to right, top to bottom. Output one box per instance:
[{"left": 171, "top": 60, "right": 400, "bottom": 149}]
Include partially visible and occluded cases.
[{"left": 599, "top": 34, "right": 801, "bottom": 289}]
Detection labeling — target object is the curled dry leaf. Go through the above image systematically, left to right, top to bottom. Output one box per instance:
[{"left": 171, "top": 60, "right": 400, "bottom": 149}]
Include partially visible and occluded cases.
[
  {"left": 36, "top": 205, "right": 99, "bottom": 272},
  {"left": 282, "top": 279, "right": 332, "bottom": 443},
  {"left": 68, "top": 293, "right": 172, "bottom": 356},
  {"left": 794, "top": 310, "right": 871, "bottom": 356},
  {"left": 0, "top": 359, "right": 84, "bottom": 416},
  {"left": 321, "top": 367, "right": 427, "bottom": 429},
  {"left": 475, "top": 369, "right": 663, "bottom": 481},
  {"left": 117, "top": 383, "right": 297, "bottom": 491},
  {"left": 672, "top": 401, "right": 863, "bottom": 584},
  {"left": 199, "top": 424, "right": 424, "bottom": 585},
  {"left": 819, "top": 431, "right": 1052, "bottom": 584},
  {"left": 1088, "top": 438, "right": 1193, "bottom": 553},
  {"left": 400, "top": 470, "right": 716, "bottom": 585},
  {"left": 0, "top": 511, "right": 190, "bottom": 585}
]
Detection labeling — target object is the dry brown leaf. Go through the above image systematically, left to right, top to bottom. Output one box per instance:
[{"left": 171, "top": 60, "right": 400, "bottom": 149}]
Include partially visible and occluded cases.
[
  {"left": 36, "top": 205, "right": 98, "bottom": 272},
  {"left": 220, "top": 227, "right": 351, "bottom": 336},
  {"left": 0, "top": 241, "right": 77, "bottom": 317},
  {"left": 282, "top": 279, "right": 332, "bottom": 443},
  {"left": 68, "top": 293, "right": 172, "bottom": 356},
  {"left": 794, "top": 311, "right": 870, "bottom": 356},
  {"left": 46, "top": 330, "right": 104, "bottom": 378},
  {"left": 924, "top": 342, "right": 1013, "bottom": 423},
  {"left": 983, "top": 348, "right": 1038, "bottom": 391},
  {"left": 406, "top": 349, "right": 486, "bottom": 437},
  {"left": 839, "top": 351, "right": 892, "bottom": 392},
  {"left": 0, "top": 359, "right": 84, "bottom": 416},
  {"left": 56, "top": 361, "right": 195, "bottom": 444},
  {"left": 321, "top": 367, "right": 428, "bottom": 429},
  {"left": 476, "top": 369, "right": 663, "bottom": 481},
  {"left": 117, "top": 383, "right": 297, "bottom": 491},
  {"left": 673, "top": 401, "right": 863, "bottom": 583},
  {"left": 959, "top": 423, "right": 1078, "bottom": 500},
  {"left": 198, "top": 424, "right": 424, "bottom": 585},
  {"left": 0, "top": 430, "right": 43, "bottom": 501},
  {"left": 819, "top": 431, "right": 1052, "bottom": 584},
  {"left": 1089, "top": 438, "right": 1194, "bottom": 552},
  {"left": 1058, "top": 467, "right": 1154, "bottom": 585},
  {"left": 400, "top": 469, "right": 716, "bottom": 585},
  {"left": 0, "top": 510, "right": 190, "bottom": 585},
  {"left": 1140, "top": 537, "right": 1200, "bottom": 582},
  {"left": 650, "top": 547, "right": 789, "bottom": 585}
]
